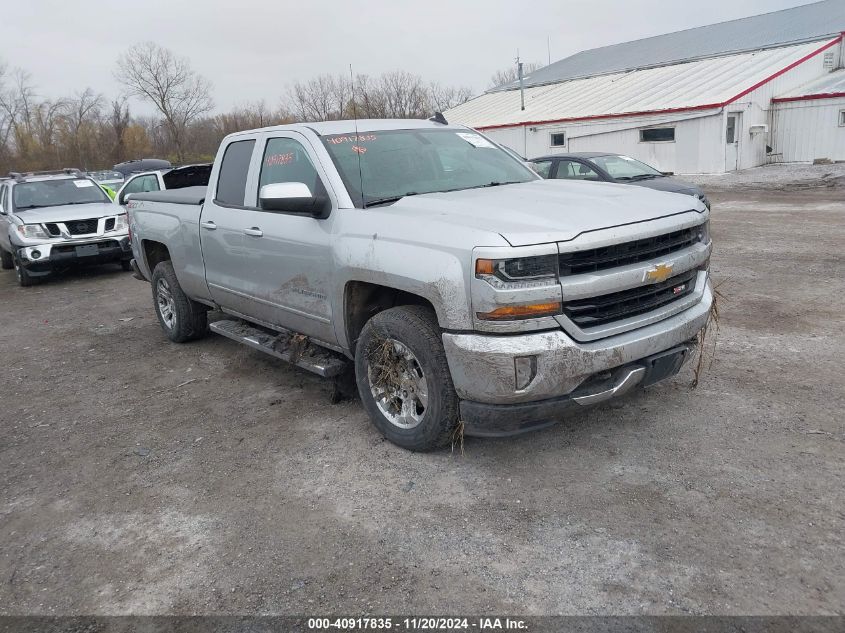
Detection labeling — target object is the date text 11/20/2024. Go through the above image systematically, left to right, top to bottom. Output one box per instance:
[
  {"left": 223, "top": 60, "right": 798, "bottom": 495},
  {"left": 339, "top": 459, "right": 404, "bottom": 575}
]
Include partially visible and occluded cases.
[{"left": 307, "top": 617, "right": 528, "bottom": 630}]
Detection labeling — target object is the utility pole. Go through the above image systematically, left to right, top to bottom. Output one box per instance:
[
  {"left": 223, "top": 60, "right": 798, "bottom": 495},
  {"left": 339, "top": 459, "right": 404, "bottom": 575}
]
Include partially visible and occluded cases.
[{"left": 517, "top": 51, "right": 525, "bottom": 111}]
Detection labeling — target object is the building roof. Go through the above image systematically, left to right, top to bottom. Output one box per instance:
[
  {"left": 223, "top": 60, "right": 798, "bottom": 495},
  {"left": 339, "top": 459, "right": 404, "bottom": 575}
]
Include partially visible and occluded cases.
[
  {"left": 494, "top": 0, "right": 845, "bottom": 92},
  {"left": 445, "top": 38, "right": 840, "bottom": 130},
  {"left": 773, "top": 68, "right": 845, "bottom": 102}
]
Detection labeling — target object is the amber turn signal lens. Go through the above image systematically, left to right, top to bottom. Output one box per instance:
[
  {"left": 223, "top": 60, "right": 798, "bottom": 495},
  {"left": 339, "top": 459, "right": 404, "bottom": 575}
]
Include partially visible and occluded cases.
[
  {"left": 475, "top": 258, "right": 496, "bottom": 276},
  {"left": 477, "top": 302, "right": 562, "bottom": 321}
]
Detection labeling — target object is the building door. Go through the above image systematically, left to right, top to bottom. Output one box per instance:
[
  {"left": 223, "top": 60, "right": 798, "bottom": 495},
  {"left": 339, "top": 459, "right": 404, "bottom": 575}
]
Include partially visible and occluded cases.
[{"left": 725, "top": 113, "right": 741, "bottom": 171}]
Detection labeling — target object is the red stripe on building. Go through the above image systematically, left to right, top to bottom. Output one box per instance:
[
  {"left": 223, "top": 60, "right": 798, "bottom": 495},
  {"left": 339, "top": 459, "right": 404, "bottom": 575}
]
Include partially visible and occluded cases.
[{"left": 473, "top": 35, "right": 843, "bottom": 132}]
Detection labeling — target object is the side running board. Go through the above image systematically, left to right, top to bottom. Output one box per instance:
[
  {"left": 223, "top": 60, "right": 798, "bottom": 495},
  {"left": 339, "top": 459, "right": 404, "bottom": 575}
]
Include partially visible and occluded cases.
[{"left": 210, "top": 319, "right": 348, "bottom": 378}]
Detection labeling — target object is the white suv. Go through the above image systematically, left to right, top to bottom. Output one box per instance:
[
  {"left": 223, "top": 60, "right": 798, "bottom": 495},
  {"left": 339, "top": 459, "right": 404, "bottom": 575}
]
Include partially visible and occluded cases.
[{"left": 0, "top": 169, "right": 131, "bottom": 286}]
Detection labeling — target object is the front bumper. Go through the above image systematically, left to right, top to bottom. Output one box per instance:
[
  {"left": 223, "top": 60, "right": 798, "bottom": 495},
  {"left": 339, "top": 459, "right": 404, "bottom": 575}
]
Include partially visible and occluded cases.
[
  {"left": 16, "top": 237, "right": 131, "bottom": 275},
  {"left": 442, "top": 278, "right": 713, "bottom": 436}
]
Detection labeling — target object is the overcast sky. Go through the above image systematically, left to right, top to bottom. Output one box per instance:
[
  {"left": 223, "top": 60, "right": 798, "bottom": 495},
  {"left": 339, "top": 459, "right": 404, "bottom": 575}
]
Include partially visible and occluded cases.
[{"left": 1, "top": 0, "right": 819, "bottom": 114}]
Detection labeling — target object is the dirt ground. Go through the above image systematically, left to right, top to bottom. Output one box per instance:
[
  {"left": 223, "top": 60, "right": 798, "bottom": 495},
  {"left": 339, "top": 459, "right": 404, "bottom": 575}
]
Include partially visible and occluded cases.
[{"left": 1, "top": 173, "right": 843, "bottom": 616}]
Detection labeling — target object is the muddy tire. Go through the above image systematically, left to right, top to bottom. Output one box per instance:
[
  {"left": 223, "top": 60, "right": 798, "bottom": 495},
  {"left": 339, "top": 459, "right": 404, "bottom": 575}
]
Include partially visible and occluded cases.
[
  {"left": 0, "top": 248, "right": 12, "bottom": 270},
  {"left": 13, "top": 255, "right": 36, "bottom": 287},
  {"left": 151, "top": 261, "right": 208, "bottom": 343},
  {"left": 355, "top": 305, "right": 459, "bottom": 451}
]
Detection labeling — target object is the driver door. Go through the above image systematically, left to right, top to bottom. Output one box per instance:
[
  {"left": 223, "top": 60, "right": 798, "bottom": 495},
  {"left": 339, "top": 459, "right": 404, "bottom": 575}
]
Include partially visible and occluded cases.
[{"left": 234, "top": 132, "right": 337, "bottom": 344}]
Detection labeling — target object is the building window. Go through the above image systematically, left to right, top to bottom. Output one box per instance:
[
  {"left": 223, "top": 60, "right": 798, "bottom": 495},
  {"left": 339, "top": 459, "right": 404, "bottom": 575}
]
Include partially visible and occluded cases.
[
  {"left": 839, "top": 110, "right": 845, "bottom": 127},
  {"left": 640, "top": 127, "right": 675, "bottom": 143},
  {"left": 550, "top": 132, "right": 566, "bottom": 147}
]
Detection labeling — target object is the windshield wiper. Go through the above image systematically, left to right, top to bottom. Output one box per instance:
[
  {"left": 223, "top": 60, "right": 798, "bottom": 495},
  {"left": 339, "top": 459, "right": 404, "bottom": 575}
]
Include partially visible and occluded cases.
[
  {"left": 630, "top": 174, "right": 661, "bottom": 181},
  {"left": 439, "top": 181, "right": 523, "bottom": 194},
  {"left": 363, "top": 192, "right": 418, "bottom": 208},
  {"left": 14, "top": 204, "right": 48, "bottom": 210}
]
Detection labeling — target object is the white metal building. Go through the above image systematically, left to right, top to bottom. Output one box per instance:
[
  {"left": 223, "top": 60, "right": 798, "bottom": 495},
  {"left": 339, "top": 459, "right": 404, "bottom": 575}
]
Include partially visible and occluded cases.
[{"left": 444, "top": 0, "right": 845, "bottom": 174}]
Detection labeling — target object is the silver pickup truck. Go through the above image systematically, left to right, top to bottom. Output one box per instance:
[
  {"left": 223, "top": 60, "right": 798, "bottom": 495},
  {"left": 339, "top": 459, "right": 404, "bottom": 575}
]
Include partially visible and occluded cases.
[{"left": 128, "top": 119, "right": 713, "bottom": 451}]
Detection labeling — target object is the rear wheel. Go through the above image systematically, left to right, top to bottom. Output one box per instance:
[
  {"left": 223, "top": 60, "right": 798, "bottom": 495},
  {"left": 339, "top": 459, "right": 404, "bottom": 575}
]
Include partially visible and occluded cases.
[
  {"left": 0, "top": 248, "right": 12, "bottom": 270},
  {"left": 13, "top": 255, "right": 36, "bottom": 287},
  {"left": 151, "top": 261, "right": 208, "bottom": 343},
  {"left": 355, "top": 305, "right": 460, "bottom": 451}
]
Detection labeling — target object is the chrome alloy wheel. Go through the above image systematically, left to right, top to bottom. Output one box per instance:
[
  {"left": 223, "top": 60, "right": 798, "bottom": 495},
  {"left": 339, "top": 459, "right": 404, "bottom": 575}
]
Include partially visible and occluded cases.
[
  {"left": 156, "top": 278, "right": 176, "bottom": 329},
  {"left": 367, "top": 339, "right": 429, "bottom": 429}
]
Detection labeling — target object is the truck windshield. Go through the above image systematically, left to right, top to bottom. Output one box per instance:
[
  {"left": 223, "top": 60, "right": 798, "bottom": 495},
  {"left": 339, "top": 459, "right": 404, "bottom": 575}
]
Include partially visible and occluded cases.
[
  {"left": 321, "top": 129, "right": 536, "bottom": 208},
  {"left": 13, "top": 178, "right": 112, "bottom": 210}
]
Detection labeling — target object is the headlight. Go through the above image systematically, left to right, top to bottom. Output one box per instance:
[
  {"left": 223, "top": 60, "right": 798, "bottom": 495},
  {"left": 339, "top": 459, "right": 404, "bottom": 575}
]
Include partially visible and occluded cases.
[
  {"left": 110, "top": 213, "right": 128, "bottom": 231},
  {"left": 697, "top": 220, "right": 710, "bottom": 245},
  {"left": 17, "top": 224, "right": 50, "bottom": 239},
  {"left": 475, "top": 255, "right": 558, "bottom": 289}
]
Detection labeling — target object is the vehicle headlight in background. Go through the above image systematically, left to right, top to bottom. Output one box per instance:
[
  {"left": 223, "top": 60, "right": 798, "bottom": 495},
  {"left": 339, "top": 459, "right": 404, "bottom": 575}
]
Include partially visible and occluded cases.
[
  {"left": 111, "top": 213, "right": 128, "bottom": 231},
  {"left": 17, "top": 224, "right": 50, "bottom": 239},
  {"left": 475, "top": 255, "right": 558, "bottom": 289}
]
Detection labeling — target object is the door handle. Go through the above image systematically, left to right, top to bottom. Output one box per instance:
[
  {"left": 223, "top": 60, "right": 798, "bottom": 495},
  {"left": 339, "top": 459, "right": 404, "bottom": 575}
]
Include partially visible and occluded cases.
[
  {"left": 200, "top": 221, "right": 217, "bottom": 230},
  {"left": 244, "top": 227, "right": 263, "bottom": 237}
]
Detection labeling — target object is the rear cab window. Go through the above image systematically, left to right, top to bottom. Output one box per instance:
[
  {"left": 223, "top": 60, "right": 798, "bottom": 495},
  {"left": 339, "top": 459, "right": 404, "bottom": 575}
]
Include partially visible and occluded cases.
[{"left": 216, "top": 139, "right": 256, "bottom": 206}]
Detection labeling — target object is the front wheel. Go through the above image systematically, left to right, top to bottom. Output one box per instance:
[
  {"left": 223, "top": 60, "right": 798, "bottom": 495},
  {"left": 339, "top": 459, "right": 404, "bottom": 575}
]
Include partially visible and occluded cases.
[
  {"left": 0, "top": 248, "right": 13, "bottom": 270},
  {"left": 13, "top": 255, "right": 36, "bottom": 287},
  {"left": 150, "top": 261, "right": 208, "bottom": 343},
  {"left": 355, "top": 305, "right": 460, "bottom": 451}
]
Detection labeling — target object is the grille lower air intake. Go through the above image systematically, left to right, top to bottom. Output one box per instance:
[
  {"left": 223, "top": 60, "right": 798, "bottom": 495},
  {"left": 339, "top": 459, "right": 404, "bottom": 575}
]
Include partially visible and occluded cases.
[
  {"left": 559, "top": 225, "right": 703, "bottom": 277},
  {"left": 562, "top": 269, "right": 698, "bottom": 329}
]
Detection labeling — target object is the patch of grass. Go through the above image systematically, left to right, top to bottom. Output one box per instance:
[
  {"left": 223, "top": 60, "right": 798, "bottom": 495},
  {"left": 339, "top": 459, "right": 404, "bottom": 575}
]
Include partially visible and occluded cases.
[
  {"left": 691, "top": 278, "right": 727, "bottom": 389},
  {"left": 451, "top": 420, "right": 465, "bottom": 456}
]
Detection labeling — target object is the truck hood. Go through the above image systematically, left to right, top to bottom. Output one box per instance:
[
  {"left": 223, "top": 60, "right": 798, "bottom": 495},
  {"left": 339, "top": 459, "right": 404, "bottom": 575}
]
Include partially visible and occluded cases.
[
  {"left": 385, "top": 179, "right": 706, "bottom": 246},
  {"left": 14, "top": 202, "right": 119, "bottom": 224}
]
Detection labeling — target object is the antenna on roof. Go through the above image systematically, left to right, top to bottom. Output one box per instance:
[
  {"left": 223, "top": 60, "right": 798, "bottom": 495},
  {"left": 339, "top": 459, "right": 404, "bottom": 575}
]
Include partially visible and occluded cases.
[
  {"left": 349, "top": 64, "right": 366, "bottom": 208},
  {"left": 430, "top": 111, "right": 448, "bottom": 125}
]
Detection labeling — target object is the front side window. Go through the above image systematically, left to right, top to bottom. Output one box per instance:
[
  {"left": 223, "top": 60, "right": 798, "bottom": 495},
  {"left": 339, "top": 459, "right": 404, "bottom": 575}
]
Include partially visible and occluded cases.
[
  {"left": 640, "top": 127, "right": 675, "bottom": 143},
  {"left": 321, "top": 129, "right": 535, "bottom": 208},
  {"left": 258, "top": 137, "right": 321, "bottom": 203},
  {"left": 216, "top": 139, "right": 256, "bottom": 206},
  {"left": 591, "top": 155, "right": 663, "bottom": 181},
  {"left": 554, "top": 160, "right": 600, "bottom": 181},
  {"left": 531, "top": 161, "right": 553, "bottom": 178},
  {"left": 122, "top": 174, "right": 160, "bottom": 196},
  {"left": 13, "top": 178, "right": 111, "bottom": 211}
]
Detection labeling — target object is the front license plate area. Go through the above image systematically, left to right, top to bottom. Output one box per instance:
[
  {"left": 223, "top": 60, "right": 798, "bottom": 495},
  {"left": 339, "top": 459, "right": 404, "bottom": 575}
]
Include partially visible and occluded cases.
[
  {"left": 75, "top": 244, "right": 99, "bottom": 257},
  {"left": 641, "top": 346, "right": 688, "bottom": 387}
]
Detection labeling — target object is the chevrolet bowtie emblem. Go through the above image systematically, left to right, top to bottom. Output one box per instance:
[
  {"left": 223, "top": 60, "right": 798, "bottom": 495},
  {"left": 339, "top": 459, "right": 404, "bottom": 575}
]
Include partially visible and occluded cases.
[{"left": 644, "top": 262, "right": 674, "bottom": 283}]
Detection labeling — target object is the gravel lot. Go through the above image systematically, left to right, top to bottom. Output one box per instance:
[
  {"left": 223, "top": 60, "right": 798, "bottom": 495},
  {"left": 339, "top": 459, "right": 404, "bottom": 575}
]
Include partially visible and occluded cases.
[{"left": 1, "top": 169, "right": 843, "bottom": 616}]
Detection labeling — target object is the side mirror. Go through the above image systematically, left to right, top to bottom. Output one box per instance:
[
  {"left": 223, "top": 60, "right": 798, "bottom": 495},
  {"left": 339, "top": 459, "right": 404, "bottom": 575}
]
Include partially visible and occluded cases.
[{"left": 259, "top": 182, "right": 330, "bottom": 218}]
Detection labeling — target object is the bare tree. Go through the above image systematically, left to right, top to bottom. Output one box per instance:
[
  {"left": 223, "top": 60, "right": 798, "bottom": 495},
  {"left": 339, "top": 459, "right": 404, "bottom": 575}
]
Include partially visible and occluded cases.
[
  {"left": 116, "top": 42, "right": 213, "bottom": 162},
  {"left": 489, "top": 62, "right": 542, "bottom": 88},
  {"left": 289, "top": 74, "right": 350, "bottom": 122},
  {"left": 428, "top": 82, "right": 473, "bottom": 113},
  {"left": 62, "top": 88, "right": 103, "bottom": 168},
  {"left": 106, "top": 97, "right": 131, "bottom": 164}
]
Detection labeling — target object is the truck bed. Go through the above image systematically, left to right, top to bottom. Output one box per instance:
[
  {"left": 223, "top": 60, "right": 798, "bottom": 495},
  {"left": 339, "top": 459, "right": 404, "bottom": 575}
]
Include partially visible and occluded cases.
[{"left": 130, "top": 186, "right": 207, "bottom": 205}]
